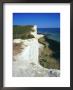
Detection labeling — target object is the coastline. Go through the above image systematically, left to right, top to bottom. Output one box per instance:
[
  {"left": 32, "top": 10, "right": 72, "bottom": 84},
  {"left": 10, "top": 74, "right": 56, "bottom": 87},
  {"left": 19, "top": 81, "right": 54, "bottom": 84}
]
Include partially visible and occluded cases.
[
  {"left": 13, "top": 25, "right": 60, "bottom": 77},
  {"left": 13, "top": 37, "right": 60, "bottom": 77}
]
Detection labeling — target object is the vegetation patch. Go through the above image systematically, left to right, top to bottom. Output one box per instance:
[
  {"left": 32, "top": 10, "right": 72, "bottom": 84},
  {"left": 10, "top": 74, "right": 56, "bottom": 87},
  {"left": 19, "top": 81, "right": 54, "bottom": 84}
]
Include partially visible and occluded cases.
[
  {"left": 13, "top": 25, "right": 35, "bottom": 39},
  {"left": 38, "top": 36, "right": 60, "bottom": 69}
]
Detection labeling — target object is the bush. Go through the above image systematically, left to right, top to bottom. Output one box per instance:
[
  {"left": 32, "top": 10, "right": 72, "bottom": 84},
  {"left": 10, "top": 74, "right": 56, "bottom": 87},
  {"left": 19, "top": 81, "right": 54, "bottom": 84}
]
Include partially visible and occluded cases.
[
  {"left": 21, "top": 34, "right": 34, "bottom": 39},
  {"left": 28, "top": 34, "right": 34, "bottom": 38}
]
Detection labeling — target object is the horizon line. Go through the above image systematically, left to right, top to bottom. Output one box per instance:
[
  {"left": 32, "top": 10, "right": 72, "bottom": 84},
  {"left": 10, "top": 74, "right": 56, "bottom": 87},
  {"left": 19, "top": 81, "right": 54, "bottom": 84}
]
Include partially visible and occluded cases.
[{"left": 13, "top": 25, "right": 60, "bottom": 28}]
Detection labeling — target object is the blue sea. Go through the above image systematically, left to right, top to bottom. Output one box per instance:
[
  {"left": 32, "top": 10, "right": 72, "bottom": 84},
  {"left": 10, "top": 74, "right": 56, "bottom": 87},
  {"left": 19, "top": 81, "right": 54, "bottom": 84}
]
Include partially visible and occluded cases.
[{"left": 37, "top": 28, "right": 60, "bottom": 42}]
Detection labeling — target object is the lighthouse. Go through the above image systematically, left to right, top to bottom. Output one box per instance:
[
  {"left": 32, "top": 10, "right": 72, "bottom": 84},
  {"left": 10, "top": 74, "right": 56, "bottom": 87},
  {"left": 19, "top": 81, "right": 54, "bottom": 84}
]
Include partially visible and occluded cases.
[{"left": 31, "top": 25, "right": 37, "bottom": 38}]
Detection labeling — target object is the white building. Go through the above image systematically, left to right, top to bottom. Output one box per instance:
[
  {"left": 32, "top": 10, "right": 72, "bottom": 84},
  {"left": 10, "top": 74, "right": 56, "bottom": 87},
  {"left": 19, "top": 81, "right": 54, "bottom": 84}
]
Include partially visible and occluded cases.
[
  {"left": 31, "top": 25, "right": 44, "bottom": 39},
  {"left": 31, "top": 25, "right": 37, "bottom": 38}
]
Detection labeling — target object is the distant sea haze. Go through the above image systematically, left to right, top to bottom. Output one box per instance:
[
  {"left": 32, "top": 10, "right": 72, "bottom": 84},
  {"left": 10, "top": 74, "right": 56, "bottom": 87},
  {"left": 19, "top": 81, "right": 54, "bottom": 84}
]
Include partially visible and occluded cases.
[{"left": 37, "top": 28, "right": 60, "bottom": 42}]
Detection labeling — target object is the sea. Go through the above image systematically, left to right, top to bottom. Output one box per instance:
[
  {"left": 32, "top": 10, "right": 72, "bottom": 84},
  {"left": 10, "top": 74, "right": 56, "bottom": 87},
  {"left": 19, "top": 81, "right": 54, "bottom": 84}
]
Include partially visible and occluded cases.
[{"left": 37, "top": 28, "right": 60, "bottom": 42}]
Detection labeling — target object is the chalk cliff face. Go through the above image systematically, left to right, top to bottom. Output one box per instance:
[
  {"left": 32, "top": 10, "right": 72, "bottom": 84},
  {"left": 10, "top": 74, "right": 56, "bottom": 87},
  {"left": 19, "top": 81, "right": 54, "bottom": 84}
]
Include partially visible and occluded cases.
[
  {"left": 13, "top": 25, "right": 60, "bottom": 77},
  {"left": 13, "top": 38, "right": 39, "bottom": 63}
]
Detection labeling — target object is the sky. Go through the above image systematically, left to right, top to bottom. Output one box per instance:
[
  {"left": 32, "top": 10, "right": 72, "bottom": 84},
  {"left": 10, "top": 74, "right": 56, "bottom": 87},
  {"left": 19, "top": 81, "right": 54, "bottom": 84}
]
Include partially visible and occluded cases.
[{"left": 13, "top": 13, "right": 60, "bottom": 28}]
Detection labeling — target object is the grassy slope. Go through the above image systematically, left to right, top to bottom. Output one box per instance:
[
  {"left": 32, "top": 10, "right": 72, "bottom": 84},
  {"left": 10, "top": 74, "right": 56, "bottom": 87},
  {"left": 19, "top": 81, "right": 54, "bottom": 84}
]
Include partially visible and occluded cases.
[
  {"left": 13, "top": 25, "right": 35, "bottom": 39},
  {"left": 38, "top": 36, "right": 60, "bottom": 69}
]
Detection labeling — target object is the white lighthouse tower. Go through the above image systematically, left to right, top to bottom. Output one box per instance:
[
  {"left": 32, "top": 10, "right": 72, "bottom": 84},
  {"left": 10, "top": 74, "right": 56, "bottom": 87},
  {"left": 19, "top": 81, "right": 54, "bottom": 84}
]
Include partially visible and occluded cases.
[
  {"left": 31, "top": 25, "right": 37, "bottom": 38},
  {"left": 31, "top": 25, "right": 44, "bottom": 39}
]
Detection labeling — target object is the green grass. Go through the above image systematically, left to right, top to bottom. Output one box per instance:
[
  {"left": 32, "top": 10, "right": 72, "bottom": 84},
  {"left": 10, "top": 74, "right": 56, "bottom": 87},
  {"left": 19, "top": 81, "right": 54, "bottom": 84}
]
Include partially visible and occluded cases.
[
  {"left": 13, "top": 25, "right": 35, "bottom": 39},
  {"left": 38, "top": 37, "right": 60, "bottom": 69},
  {"left": 38, "top": 37, "right": 48, "bottom": 47},
  {"left": 39, "top": 55, "right": 60, "bottom": 69}
]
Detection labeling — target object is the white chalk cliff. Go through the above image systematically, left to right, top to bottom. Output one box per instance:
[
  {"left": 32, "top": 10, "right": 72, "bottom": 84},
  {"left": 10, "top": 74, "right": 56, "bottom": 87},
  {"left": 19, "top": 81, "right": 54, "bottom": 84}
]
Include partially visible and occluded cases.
[{"left": 13, "top": 25, "right": 60, "bottom": 77}]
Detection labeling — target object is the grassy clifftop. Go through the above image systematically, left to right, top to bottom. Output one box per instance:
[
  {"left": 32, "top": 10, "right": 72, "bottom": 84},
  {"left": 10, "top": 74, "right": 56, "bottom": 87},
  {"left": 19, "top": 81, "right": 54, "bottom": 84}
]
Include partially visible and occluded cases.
[{"left": 13, "top": 25, "right": 35, "bottom": 39}]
